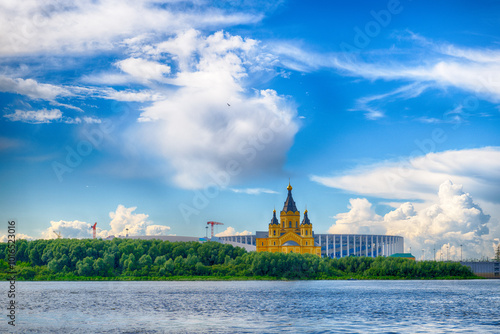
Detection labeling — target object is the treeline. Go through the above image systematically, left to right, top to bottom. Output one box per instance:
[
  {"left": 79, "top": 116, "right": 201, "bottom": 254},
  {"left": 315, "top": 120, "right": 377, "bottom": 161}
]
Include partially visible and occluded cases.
[{"left": 0, "top": 239, "right": 475, "bottom": 280}]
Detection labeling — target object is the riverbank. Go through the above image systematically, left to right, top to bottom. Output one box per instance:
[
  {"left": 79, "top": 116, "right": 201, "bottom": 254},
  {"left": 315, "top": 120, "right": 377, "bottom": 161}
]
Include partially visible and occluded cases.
[{"left": 1, "top": 239, "right": 477, "bottom": 281}]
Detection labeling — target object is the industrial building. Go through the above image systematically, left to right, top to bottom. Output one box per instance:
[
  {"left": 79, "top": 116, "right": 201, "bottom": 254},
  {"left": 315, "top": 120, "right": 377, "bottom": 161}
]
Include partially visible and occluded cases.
[{"left": 460, "top": 261, "right": 500, "bottom": 278}]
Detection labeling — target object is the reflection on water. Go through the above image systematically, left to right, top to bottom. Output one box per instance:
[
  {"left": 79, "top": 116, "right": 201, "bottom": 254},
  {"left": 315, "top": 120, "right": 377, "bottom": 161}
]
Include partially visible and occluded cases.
[{"left": 5, "top": 280, "right": 500, "bottom": 333}]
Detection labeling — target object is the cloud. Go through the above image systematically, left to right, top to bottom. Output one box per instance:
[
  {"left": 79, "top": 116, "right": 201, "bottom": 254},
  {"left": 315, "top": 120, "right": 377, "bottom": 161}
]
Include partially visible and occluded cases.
[
  {"left": 0, "top": 1, "right": 262, "bottom": 56},
  {"left": 1, "top": 6, "right": 297, "bottom": 189},
  {"left": 127, "top": 30, "right": 298, "bottom": 189},
  {"left": 273, "top": 36, "right": 500, "bottom": 118},
  {"left": 115, "top": 57, "right": 171, "bottom": 83},
  {"left": 0, "top": 76, "right": 71, "bottom": 100},
  {"left": 351, "top": 82, "right": 432, "bottom": 120},
  {"left": 101, "top": 89, "right": 164, "bottom": 102},
  {"left": 3, "top": 108, "right": 101, "bottom": 124},
  {"left": 4, "top": 108, "right": 62, "bottom": 123},
  {"left": 311, "top": 147, "right": 500, "bottom": 204},
  {"left": 328, "top": 181, "right": 493, "bottom": 259},
  {"left": 384, "top": 181, "right": 491, "bottom": 259},
  {"left": 230, "top": 188, "right": 278, "bottom": 195},
  {"left": 328, "top": 198, "right": 384, "bottom": 234},
  {"left": 104, "top": 204, "right": 170, "bottom": 237},
  {"left": 38, "top": 205, "right": 170, "bottom": 239},
  {"left": 41, "top": 220, "right": 93, "bottom": 239},
  {"left": 215, "top": 226, "right": 253, "bottom": 237},
  {"left": 0, "top": 233, "right": 34, "bottom": 243}
]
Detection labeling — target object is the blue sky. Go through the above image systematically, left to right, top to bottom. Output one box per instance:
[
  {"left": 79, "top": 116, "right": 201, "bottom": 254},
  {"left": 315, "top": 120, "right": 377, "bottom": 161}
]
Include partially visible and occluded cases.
[{"left": 1, "top": 0, "right": 499, "bottom": 259}]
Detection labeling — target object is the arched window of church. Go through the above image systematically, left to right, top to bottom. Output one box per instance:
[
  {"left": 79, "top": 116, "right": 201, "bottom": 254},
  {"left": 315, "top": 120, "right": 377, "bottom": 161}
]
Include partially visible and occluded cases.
[
  {"left": 282, "top": 221, "right": 284, "bottom": 228},
  {"left": 289, "top": 221, "right": 292, "bottom": 228},
  {"left": 296, "top": 221, "right": 298, "bottom": 228},
  {"left": 273, "top": 230, "right": 276, "bottom": 236},
  {"left": 305, "top": 230, "right": 308, "bottom": 235},
  {"left": 261, "top": 242, "right": 264, "bottom": 246},
  {"left": 273, "top": 242, "right": 276, "bottom": 245},
  {"left": 306, "top": 242, "right": 308, "bottom": 245}
]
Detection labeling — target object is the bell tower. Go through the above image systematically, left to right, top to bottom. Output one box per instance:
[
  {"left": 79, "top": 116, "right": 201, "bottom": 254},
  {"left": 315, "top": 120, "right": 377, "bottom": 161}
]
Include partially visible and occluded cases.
[
  {"left": 280, "top": 182, "right": 300, "bottom": 233},
  {"left": 268, "top": 209, "right": 280, "bottom": 238},
  {"left": 300, "top": 210, "right": 313, "bottom": 237}
]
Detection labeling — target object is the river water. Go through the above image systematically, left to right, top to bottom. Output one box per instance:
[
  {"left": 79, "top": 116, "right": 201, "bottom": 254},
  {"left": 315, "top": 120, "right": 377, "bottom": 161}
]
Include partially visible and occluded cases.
[{"left": 2, "top": 280, "right": 499, "bottom": 333}]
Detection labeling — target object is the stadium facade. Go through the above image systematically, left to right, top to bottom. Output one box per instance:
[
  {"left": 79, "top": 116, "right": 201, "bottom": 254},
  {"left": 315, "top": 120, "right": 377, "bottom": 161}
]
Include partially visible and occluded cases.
[{"left": 218, "top": 233, "right": 404, "bottom": 258}]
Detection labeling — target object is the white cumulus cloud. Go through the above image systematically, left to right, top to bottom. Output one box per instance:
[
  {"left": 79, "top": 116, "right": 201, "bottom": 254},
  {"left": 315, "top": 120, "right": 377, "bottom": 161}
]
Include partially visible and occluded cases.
[
  {"left": 126, "top": 30, "right": 298, "bottom": 189},
  {"left": 328, "top": 181, "right": 493, "bottom": 259},
  {"left": 328, "top": 198, "right": 384, "bottom": 235},
  {"left": 104, "top": 204, "right": 170, "bottom": 238},
  {"left": 38, "top": 205, "right": 170, "bottom": 239},
  {"left": 41, "top": 220, "right": 93, "bottom": 239},
  {"left": 216, "top": 226, "right": 253, "bottom": 237},
  {"left": 0, "top": 233, "right": 35, "bottom": 243}
]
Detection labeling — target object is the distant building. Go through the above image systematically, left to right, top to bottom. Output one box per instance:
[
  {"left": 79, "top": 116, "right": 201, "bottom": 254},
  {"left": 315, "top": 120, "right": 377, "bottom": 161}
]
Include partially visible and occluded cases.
[
  {"left": 256, "top": 183, "right": 321, "bottom": 256},
  {"left": 460, "top": 261, "right": 500, "bottom": 278}
]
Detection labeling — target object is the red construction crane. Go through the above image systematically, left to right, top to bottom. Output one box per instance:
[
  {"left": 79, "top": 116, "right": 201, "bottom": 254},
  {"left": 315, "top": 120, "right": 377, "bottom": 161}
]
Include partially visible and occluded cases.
[
  {"left": 206, "top": 221, "right": 223, "bottom": 238},
  {"left": 90, "top": 222, "right": 97, "bottom": 239}
]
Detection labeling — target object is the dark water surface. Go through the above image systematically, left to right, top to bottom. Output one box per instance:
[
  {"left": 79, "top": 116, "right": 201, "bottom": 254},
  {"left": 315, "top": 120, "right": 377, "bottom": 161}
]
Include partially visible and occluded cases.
[{"left": 3, "top": 280, "right": 500, "bottom": 333}]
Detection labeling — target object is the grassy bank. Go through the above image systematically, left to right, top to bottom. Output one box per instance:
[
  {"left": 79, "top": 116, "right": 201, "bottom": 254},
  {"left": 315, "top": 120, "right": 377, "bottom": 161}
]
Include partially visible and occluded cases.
[{"left": 1, "top": 239, "right": 477, "bottom": 281}]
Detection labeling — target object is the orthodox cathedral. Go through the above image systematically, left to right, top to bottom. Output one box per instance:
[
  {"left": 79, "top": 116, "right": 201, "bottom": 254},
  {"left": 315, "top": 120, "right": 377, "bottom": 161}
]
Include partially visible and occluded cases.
[{"left": 256, "top": 183, "right": 321, "bottom": 256}]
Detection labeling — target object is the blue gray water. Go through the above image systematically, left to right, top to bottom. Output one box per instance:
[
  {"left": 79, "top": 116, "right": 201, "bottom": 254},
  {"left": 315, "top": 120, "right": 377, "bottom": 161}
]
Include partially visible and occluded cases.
[{"left": 2, "top": 280, "right": 499, "bottom": 333}]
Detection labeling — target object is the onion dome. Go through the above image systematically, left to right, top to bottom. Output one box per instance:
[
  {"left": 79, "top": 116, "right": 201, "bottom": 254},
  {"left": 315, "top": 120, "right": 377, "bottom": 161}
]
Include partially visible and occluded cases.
[
  {"left": 282, "top": 182, "right": 298, "bottom": 213},
  {"left": 270, "top": 209, "right": 279, "bottom": 225},
  {"left": 301, "top": 209, "right": 311, "bottom": 225}
]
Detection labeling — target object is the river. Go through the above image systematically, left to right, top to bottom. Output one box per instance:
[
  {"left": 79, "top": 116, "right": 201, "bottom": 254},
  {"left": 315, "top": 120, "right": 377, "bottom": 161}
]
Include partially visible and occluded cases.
[{"left": 3, "top": 280, "right": 500, "bottom": 333}]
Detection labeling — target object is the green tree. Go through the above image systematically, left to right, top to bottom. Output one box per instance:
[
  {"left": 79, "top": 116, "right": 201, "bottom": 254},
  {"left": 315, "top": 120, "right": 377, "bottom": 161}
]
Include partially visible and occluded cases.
[
  {"left": 139, "top": 254, "right": 153, "bottom": 268},
  {"left": 76, "top": 257, "right": 95, "bottom": 276},
  {"left": 93, "top": 258, "right": 110, "bottom": 277}
]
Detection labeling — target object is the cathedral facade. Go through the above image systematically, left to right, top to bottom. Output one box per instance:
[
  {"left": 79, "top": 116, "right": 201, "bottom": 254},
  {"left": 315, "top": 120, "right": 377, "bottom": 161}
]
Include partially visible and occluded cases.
[{"left": 256, "top": 183, "right": 321, "bottom": 257}]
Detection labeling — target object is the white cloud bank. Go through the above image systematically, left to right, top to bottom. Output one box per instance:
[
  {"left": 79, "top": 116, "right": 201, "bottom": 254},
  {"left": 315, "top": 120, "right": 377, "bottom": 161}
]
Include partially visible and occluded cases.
[
  {"left": 0, "top": 0, "right": 261, "bottom": 57},
  {"left": 125, "top": 30, "right": 298, "bottom": 189},
  {"left": 312, "top": 147, "right": 500, "bottom": 204},
  {"left": 328, "top": 180, "right": 495, "bottom": 260},
  {"left": 105, "top": 204, "right": 170, "bottom": 238},
  {"left": 39, "top": 205, "right": 170, "bottom": 239},
  {"left": 215, "top": 226, "right": 253, "bottom": 237},
  {"left": 0, "top": 233, "right": 34, "bottom": 243}
]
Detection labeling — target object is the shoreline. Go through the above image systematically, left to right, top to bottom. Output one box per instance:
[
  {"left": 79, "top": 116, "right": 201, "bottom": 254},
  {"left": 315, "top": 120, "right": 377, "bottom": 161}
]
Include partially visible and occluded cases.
[{"left": 10, "top": 275, "right": 484, "bottom": 282}]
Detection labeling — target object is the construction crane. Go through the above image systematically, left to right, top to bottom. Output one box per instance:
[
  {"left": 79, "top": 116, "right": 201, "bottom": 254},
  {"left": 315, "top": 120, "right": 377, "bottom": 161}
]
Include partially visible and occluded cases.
[
  {"left": 206, "top": 221, "right": 223, "bottom": 238},
  {"left": 90, "top": 222, "right": 97, "bottom": 239},
  {"left": 53, "top": 231, "right": 62, "bottom": 239}
]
